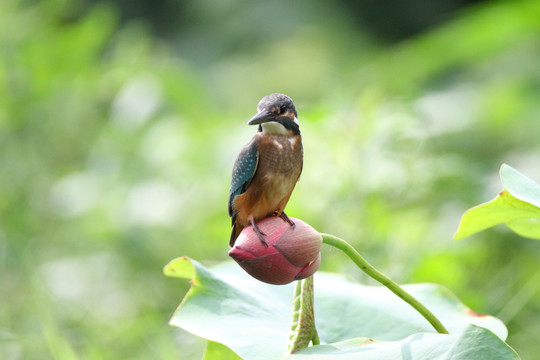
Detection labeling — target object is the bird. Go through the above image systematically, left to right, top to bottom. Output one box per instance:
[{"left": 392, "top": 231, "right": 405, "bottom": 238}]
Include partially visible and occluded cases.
[{"left": 228, "top": 93, "right": 303, "bottom": 247}]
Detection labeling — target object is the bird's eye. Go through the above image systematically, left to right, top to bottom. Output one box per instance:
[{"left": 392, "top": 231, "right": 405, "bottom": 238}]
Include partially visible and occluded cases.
[{"left": 279, "top": 105, "right": 287, "bottom": 114}]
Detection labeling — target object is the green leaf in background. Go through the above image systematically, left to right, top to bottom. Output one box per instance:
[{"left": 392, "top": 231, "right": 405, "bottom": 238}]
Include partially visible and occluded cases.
[
  {"left": 454, "top": 164, "right": 540, "bottom": 240},
  {"left": 501, "top": 164, "right": 540, "bottom": 208},
  {"left": 164, "top": 257, "right": 511, "bottom": 360},
  {"left": 287, "top": 325, "right": 519, "bottom": 360}
]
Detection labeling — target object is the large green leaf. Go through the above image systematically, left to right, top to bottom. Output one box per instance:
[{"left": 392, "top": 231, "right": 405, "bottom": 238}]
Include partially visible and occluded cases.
[
  {"left": 454, "top": 164, "right": 540, "bottom": 240},
  {"left": 164, "top": 257, "right": 512, "bottom": 360},
  {"left": 287, "top": 325, "right": 519, "bottom": 360},
  {"left": 204, "top": 341, "right": 242, "bottom": 360}
]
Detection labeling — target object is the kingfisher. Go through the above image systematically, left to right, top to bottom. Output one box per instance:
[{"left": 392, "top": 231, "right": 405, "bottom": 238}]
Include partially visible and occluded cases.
[{"left": 228, "top": 93, "right": 303, "bottom": 247}]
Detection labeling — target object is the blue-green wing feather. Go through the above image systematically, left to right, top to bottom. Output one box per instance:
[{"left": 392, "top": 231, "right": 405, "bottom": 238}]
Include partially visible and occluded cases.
[{"left": 228, "top": 138, "right": 259, "bottom": 222}]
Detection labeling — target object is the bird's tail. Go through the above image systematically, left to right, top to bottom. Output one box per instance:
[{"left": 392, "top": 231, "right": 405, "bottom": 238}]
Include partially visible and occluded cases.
[{"left": 229, "top": 222, "right": 243, "bottom": 247}]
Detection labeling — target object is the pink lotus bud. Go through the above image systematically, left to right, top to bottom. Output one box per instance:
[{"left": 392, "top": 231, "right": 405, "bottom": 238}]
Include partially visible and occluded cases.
[{"left": 228, "top": 217, "right": 322, "bottom": 285}]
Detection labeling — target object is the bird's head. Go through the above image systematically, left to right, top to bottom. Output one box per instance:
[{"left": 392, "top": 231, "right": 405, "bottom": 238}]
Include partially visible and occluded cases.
[{"left": 247, "top": 93, "right": 300, "bottom": 135}]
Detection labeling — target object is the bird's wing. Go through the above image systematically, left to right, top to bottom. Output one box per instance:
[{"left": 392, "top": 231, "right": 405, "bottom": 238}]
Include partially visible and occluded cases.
[{"left": 228, "top": 138, "right": 259, "bottom": 220}]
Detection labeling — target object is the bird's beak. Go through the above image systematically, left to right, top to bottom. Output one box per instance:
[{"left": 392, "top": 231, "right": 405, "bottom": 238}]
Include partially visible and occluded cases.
[{"left": 247, "top": 109, "right": 274, "bottom": 125}]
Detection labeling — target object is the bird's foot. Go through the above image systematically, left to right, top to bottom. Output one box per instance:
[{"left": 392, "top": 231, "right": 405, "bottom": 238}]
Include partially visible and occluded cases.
[
  {"left": 279, "top": 211, "right": 296, "bottom": 230},
  {"left": 250, "top": 218, "right": 268, "bottom": 247}
]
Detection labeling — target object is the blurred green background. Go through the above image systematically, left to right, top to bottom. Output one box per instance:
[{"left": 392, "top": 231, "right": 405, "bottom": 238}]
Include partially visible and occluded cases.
[{"left": 1, "top": 0, "right": 540, "bottom": 358}]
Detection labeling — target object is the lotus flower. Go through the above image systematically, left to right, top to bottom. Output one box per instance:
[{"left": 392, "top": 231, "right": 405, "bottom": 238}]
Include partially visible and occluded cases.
[{"left": 228, "top": 216, "right": 322, "bottom": 285}]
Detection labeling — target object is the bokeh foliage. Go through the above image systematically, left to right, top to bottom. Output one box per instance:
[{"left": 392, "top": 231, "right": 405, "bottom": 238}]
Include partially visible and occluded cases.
[{"left": 1, "top": 0, "right": 540, "bottom": 359}]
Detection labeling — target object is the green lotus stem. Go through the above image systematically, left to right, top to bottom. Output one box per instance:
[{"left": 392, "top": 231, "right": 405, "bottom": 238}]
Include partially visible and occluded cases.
[
  {"left": 321, "top": 233, "right": 449, "bottom": 335},
  {"left": 287, "top": 276, "right": 319, "bottom": 354},
  {"left": 287, "top": 281, "right": 302, "bottom": 345},
  {"left": 311, "top": 325, "right": 320, "bottom": 345}
]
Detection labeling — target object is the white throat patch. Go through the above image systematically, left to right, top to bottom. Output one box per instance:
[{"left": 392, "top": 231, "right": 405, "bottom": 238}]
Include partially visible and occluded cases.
[{"left": 261, "top": 121, "right": 288, "bottom": 135}]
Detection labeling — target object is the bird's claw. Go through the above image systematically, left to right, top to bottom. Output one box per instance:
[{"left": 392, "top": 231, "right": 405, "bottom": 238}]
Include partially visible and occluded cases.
[
  {"left": 280, "top": 212, "right": 296, "bottom": 229},
  {"left": 250, "top": 218, "right": 268, "bottom": 247}
]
